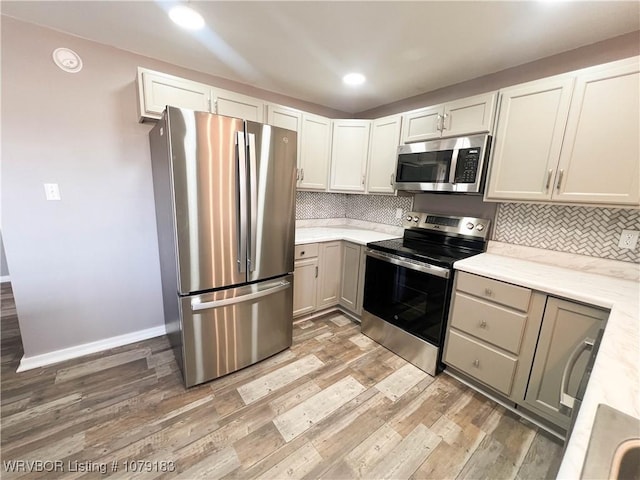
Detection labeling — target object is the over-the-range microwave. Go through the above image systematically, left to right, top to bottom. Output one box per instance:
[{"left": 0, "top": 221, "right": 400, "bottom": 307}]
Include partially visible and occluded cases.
[{"left": 394, "top": 133, "right": 491, "bottom": 194}]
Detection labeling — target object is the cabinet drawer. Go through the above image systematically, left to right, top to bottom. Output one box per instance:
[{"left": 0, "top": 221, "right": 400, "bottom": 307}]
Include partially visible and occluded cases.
[
  {"left": 295, "top": 244, "right": 319, "bottom": 260},
  {"left": 456, "top": 272, "right": 531, "bottom": 311},
  {"left": 450, "top": 292, "right": 527, "bottom": 354},
  {"left": 445, "top": 330, "right": 517, "bottom": 396}
]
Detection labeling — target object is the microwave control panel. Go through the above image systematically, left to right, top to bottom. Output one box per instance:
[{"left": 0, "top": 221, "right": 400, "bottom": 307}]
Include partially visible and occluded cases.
[{"left": 454, "top": 148, "right": 480, "bottom": 183}]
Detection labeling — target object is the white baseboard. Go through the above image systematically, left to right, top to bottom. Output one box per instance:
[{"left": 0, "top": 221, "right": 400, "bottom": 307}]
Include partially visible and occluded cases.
[
  {"left": 0, "top": 275, "right": 10, "bottom": 284},
  {"left": 17, "top": 324, "right": 167, "bottom": 372}
]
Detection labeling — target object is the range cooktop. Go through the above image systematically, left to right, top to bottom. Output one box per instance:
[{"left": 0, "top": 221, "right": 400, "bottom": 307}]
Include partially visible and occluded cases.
[{"left": 366, "top": 211, "right": 491, "bottom": 268}]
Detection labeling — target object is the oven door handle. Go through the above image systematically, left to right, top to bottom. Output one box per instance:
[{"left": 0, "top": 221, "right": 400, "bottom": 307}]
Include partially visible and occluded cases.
[{"left": 365, "top": 248, "right": 450, "bottom": 279}]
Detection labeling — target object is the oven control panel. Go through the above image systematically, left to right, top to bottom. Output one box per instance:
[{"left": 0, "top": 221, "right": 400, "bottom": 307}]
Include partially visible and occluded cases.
[{"left": 402, "top": 211, "right": 490, "bottom": 239}]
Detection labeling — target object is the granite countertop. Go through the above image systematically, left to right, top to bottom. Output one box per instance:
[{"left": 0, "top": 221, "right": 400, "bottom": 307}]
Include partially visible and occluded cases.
[
  {"left": 295, "top": 226, "right": 401, "bottom": 246},
  {"left": 453, "top": 252, "right": 640, "bottom": 479}
]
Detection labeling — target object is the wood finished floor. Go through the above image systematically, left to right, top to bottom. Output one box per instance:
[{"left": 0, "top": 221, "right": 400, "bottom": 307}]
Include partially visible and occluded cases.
[{"left": 1, "top": 283, "right": 563, "bottom": 479}]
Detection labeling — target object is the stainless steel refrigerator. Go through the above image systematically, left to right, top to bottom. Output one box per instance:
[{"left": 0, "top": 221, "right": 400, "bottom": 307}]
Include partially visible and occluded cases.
[{"left": 149, "top": 106, "right": 297, "bottom": 387}]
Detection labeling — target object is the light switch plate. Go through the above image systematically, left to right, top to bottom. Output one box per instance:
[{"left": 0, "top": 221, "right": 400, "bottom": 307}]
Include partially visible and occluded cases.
[
  {"left": 44, "top": 183, "right": 61, "bottom": 201},
  {"left": 395, "top": 208, "right": 403, "bottom": 219}
]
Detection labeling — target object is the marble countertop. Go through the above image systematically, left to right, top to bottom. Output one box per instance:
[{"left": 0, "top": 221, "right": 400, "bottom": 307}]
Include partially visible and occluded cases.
[
  {"left": 295, "top": 226, "right": 401, "bottom": 246},
  {"left": 453, "top": 253, "right": 640, "bottom": 479}
]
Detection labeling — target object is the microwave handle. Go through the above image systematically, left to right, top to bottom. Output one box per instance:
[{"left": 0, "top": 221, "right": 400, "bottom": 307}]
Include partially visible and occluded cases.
[{"left": 448, "top": 148, "right": 460, "bottom": 185}]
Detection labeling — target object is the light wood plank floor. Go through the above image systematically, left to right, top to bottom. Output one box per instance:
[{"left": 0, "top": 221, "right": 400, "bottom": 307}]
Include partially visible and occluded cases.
[{"left": 1, "top": 283, "right": 563, "bottom": 479}]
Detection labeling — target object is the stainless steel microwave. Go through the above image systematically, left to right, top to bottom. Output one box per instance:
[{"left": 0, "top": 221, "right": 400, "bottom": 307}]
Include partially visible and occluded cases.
[{"left": 394, "top": 133, "right": 491, "bottom": 194}]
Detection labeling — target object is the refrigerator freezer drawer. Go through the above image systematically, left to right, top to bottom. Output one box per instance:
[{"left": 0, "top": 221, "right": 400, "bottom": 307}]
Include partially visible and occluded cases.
[{"left": 180, "top": 275, "right": 293, "bottom": 387}]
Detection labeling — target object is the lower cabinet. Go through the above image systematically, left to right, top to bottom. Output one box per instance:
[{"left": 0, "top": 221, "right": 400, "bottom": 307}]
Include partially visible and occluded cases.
[
  {"left": 293, "top": 241, "right": 367, "bottom": 318},
  {"left": 316, "top": 242, "right": 342, "bottom": 309},
  {"left": 339, "top": 242, "right": 365, "bottom": 315},
  {"left": 293, "top": 245, "right": 318, "bottom": 317},
  {"left": 443, "top": 271, "right": 609, "bottom": 432},
  {"left": 523, "top": 298, "right": 608, "bottom": 429}
]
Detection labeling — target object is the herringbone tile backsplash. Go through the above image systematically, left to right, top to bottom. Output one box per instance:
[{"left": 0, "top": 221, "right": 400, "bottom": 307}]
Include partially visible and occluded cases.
[
  {"left": 296, "top": 192, "right": 413, "bottom": 227},
  {"left": 494, "top": 203, "right": 640, "bottom": 263}
]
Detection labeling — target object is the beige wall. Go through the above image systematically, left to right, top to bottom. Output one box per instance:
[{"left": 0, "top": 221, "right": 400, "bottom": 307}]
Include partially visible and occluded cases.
[{"left": 358, "top": 31, "right": 640, "bottom": 118}]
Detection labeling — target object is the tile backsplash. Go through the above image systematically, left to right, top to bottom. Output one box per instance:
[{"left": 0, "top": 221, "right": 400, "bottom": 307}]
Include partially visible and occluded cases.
[
  {"left": 296, "top": 192, "right": 413, "bottom": 227},
  {"left": 494, "top": 203, "right": 640, "bottom": 263}
]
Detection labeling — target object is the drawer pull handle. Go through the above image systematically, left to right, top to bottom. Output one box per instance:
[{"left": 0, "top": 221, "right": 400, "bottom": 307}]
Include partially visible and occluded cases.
[
  {"left": 301, "top": 251, "right": 305, "bottom": 255},
  {"left": 484, "top": 288, "right": 493, "bottom": 296},
  {"left": 480, "top": 320, "right": 487, "bottom": 328},
  {"left": 473, "top": 359, "right": 480, "bottom": 367}
]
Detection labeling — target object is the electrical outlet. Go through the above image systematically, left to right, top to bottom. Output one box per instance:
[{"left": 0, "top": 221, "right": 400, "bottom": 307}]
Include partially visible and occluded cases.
[
  {"left": 44, "top": 183, "right": 61, "bottom": 201},
  {"left": 395, "top": 208, "right": 403, "bottom": 219},
  {"left": 618, "top": 230, "right": 639, "bottom": 250}
]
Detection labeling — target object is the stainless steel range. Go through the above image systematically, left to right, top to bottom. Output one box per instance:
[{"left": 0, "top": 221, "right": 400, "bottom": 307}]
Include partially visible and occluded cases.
[{"left": 362, "top": 211, "right": 490, "bottom": 376}]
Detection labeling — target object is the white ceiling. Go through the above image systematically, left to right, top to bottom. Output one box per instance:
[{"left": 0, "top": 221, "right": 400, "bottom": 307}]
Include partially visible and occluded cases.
[{"left": 2, "top": 1, "right": 639, "bottom": 114}]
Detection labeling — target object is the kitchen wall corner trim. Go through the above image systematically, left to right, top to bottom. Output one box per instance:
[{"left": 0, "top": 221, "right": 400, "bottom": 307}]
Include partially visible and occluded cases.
[{"left": 16, "top": 324, "right": 167, "bottom": 372}]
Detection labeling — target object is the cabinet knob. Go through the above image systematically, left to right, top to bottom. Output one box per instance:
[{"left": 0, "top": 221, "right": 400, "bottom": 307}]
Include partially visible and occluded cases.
[
  {"left": 301, "top": 251, "right": 305, "bottom": 255},
  {"left": 484, "top": 288, "right": 493, "bottom": 296},
  {"left": 480, "top": 320, "right": 487, "bottom": 328},
  {"left": 473, "top": 359, "right": 480, "bottom": 367}
]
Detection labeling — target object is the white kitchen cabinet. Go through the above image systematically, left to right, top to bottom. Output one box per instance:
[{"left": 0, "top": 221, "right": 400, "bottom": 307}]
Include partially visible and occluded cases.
[
  {"left": 486, "top": 56, "right": 639, "bottom": 207},
  {"left": 553, "top": 59, "right": 640, "bottom": 205},
  {"left": 137, "top": 67, "right": 211, "bottom": 122},
  {"left": 485, "top": 77, "right": 574, "bottom": 202},
  {"left": 212, "top": 88, "right": 264, "bottom": 122},
  {"left": 401, "top": 92, "right": 497, "bottom": 143},
  {"left": 267, "top": 104, "right": 303, "bottom": 180},
  {"left": 401, "top": 105, "right": 443, "bottom": 143},
  {"left": 299, "top": 113, "right": 332, "bottom": 190},
  {"left": 366, "top": 115, "right": 402, "bottom": 194},
  {"left": 329, "top": 120, "right": 372, "bottom": 193},
  {"left": 317, "top": 242, "right": 342, "bottom": 309},
  {"left": 339, "top": 242, "right": 364, "bottom": 314},
  {"left": 293, "top": 244, "right": 319, "bottom": 318},
  {"left": 293, "top": 257, "right": 318, "bottom": 317},
  {"left": 444, "top": 272, "right": 546, "bottom": 400},
  {"left": 524, "top": 298, "right": 608, "bottom": 430}
]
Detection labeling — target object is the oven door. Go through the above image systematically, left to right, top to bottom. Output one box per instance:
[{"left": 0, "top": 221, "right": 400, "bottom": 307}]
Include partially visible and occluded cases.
[{"left": 362, "top": 249, "right": 451, "bottom": 347}]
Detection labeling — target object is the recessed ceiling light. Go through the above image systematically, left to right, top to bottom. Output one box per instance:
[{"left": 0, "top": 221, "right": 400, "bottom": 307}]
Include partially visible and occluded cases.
[
  {"left": 169, "top": 5, "right": 205, "bottom": 30},
  {"left": 343, "top": 73, "right": 366, "bottom": 86}
]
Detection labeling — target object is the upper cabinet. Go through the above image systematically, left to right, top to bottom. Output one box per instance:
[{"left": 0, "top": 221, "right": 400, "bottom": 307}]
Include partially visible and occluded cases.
[
  {"left": 486, "top": 57, "right": 639, "bottom": 207},
  {"left": 554, "top": 60, "right": 639, "bottom": 205},
  {"left": 137, "top": 67, "right": 211, "bottom": 121},
  {"left": 485, "top": 77, "right": 574, "bottom": 202},
  {"left": 212, "top": 88, "right": 264, "bottom": 123},
  {"left": 401, "top": 92, "right": 497, "bottom": 143},
  {"left": 267, "top": 104, "right": 303, "bottom": 179},
  {"left": 299, "top": 113, "right": 332, "bottom": 191},
  {"left": 367, "top": 115, "right": 402, "bottom": 194},
  {"left": 329, "top": 120, "right": 372, "bottom": 193}
]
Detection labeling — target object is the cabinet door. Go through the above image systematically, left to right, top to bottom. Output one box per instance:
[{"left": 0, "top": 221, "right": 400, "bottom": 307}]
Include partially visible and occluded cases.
[
  {"left": 554, "top": 59, "right": 640, "bottom": 206},
  {"left": 137, "top": 68, "right": 211, "bottom": 121},
  {"left": 485, "top": 77, "right": 574, "bottom": 201},
  {"left": 213, "top": 88, "right": 264, "bottom": 122},
  {"left": 443, "top": 92, "right": 497, "bottom": 138},
  {"left": 267, "top": 104, "right": 303, "bottom": 177},
  {"left": 401, "top": 105, "right": 443, "bottom": 143},
  {"left": 299, "top": 113, "right": 331, "bottom": 190},
  {"left": 367, "top": 115, "right": 402, "bottom": 194},
  {"left": 329, "top": 120, "right": 371, "bottom": 193},
  {"left": 317, "top": 242, "right": 342, "bottom": 308},
  {"left": 339, "top": 242, "right": 361, "bottom": 313},
  {"left": 293, "top": 258, "right": 318, "bottom": 317},
  {"left": 524, "top": 298, "right": 608, "bottom": 430}
]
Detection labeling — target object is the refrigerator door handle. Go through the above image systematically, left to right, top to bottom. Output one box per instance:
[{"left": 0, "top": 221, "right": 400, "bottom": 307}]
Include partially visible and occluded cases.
[
  {"left": 236, "top": 131, "right": 248, "bottom": 273},
  {"left": 247, "top": 132, "right": 258, "bottom": 273},
  {"left": 190, "top": 279, "right": 290, "bottom": 311}
]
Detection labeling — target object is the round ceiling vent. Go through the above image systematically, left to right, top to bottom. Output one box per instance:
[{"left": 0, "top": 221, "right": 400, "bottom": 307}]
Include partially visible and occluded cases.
[{"left": 52, "top": 48, "right": 83, "bottom": 73}]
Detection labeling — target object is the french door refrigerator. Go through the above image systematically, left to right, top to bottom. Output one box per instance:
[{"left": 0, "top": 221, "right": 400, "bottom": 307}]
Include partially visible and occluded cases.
[{"left": 149, "top": 106, "right": 297, "bottom": 387}]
